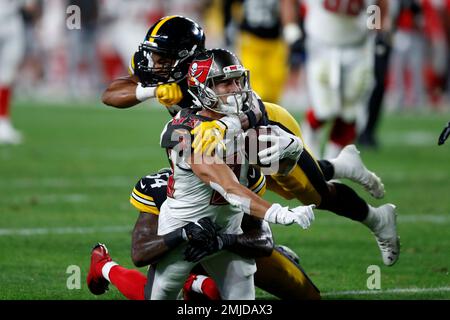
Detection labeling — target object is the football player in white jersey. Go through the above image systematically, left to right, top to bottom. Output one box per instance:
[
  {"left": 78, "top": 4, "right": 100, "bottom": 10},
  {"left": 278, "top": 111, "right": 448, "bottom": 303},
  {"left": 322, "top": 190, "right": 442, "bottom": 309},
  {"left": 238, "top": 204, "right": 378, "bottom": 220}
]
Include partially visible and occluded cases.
[
  {"left": 0, "top": 0, "right": 29, "bottom": 144},
  {"left": 301, "top": 0, "right": 390, "bottom": 158},
  {"left": 149, "top": 49, "right": 315, "bottom": 300}
]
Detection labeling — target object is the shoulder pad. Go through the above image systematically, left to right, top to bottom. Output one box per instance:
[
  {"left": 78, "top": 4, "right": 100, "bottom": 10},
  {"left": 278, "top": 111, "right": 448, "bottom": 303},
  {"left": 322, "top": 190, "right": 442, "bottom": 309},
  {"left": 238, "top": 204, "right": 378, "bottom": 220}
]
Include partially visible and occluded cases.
[
  {"left": 160, "top": 110, "right": 204, "bottom": 149},
  {"left": 130, "top": 171, "right": 171, "bottom": 214}
]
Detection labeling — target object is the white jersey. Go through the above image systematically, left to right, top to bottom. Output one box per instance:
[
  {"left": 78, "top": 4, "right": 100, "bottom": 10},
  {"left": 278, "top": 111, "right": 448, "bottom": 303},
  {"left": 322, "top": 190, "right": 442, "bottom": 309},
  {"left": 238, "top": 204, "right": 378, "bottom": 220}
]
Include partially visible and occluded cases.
[
  {"left": 0, "top": 0, "right": 24, "bottom": 21},
  {"left": 305, "top": 0, "right": 376, "bottom": 46},
  {"left": 158, "top": 111, "right": 249, "bottom": 236}
]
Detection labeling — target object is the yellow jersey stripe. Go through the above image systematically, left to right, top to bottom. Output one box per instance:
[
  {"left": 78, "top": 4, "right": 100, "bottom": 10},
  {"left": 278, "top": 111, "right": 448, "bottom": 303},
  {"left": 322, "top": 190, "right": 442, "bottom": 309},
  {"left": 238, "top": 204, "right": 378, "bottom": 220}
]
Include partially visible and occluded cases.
[
  {"left": 148, "top": 15, "right": 178, "bottom": 42},
  {"left": 131, "top": 53, "right": 135, "bottom": 71},
  {"left": 249, "top": 174, "right": 264, "bottom": 192},
  {"left": 256, "top": 184, "right": 266, "bottom": 197},
  {"left": 132, "top": 188, "right": 154, "bottom": 201},
  {"left": 130, "top": 197, "right": 159, "bottom": 215}
]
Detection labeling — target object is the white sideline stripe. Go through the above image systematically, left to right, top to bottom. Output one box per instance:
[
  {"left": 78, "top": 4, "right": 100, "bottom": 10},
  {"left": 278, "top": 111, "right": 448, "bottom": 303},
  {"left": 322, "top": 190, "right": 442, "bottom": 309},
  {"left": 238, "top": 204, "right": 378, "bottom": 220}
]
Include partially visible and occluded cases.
[
  {"left": 382, "top": 131, "right": 437, "bottom": 146},
  {"left": 0, "top": 176, "right": 134, "bottom": 188},
  {"left": 0, "top": 226, "right": 130, "bottom": 236},
  {"left": 322, "top": 287, "right": 450, "bottom": 297}
]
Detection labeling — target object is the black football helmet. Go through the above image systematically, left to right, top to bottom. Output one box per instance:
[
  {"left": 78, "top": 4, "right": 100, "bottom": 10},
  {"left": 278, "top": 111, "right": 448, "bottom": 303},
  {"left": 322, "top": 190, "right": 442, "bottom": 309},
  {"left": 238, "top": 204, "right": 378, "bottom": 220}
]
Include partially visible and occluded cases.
[
  {"left": 137, "top": 15, "right": 205, "bottom": 86},
  {"left": 187, "top": 49, "right": 252, "bottom": 115}
]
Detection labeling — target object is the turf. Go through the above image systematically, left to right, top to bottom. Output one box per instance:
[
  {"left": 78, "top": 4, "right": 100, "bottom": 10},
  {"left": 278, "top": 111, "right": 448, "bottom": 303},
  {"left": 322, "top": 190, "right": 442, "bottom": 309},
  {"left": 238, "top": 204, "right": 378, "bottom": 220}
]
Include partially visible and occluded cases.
[{"left": 1, "top": 100, "right": 449, "bottom": 300}]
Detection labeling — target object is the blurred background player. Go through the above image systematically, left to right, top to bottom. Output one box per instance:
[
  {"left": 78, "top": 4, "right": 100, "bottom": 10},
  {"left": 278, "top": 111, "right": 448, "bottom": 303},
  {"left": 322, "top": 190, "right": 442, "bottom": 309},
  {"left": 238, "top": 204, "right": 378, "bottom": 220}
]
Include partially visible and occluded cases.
[
  {"left": 0, "top": 0, "right": 30, "bottom": 144},
  {"left": 66, "top": 0, "right": 101, "bottom": 99},
  {"left": 99, "top": 0, "right": 165, "bottom": 70},
  {"left": 223, "top": 0, "right": 303, "bottom": 104},
  {"left": 300, "top": 0, "right": 390, "bottom": 159},
  {"left": 388, "top": 0, "right": 426, "bottom": 112},
  {"left": 358, "top": 2, "right": 398, "bottom": 148}
]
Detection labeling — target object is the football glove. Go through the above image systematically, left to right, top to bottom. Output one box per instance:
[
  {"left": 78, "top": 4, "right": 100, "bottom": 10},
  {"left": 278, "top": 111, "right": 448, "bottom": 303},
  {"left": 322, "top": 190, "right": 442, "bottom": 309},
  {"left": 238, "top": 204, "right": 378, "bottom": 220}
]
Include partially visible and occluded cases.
[
  {"left": 156, "top": 83, "right": 183, "bottom": 107},
  {"left": 191, "top": 120, "right": 227, "bottom": 156},
  {"left": 438, "top": 121, "right": 450, "bottom": 146},
  {"left": 257, "top": 125, "right": 304, "bottom": 165},
  {"left": 264, "top": 203, "right": 315, "bottom": 228},
  {"left": 182, "top": 217, "right": 218, "bottom": 243},
  {"left": 183, "top": 218, "right": 222, "bottom": 263}
]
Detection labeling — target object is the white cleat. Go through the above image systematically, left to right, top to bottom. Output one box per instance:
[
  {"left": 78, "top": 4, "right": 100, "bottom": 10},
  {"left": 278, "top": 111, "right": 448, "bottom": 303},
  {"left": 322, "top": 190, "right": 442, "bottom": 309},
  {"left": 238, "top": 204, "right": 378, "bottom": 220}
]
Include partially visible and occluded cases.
[
  {"left": 0, "top": 120, "right": 22, "bottom": 145},
  {"left": 330, "top": 144, "right": 385, "bottom": 199},
  {"left": 371, "top": 204, "right": 400, "bottom": 266}
]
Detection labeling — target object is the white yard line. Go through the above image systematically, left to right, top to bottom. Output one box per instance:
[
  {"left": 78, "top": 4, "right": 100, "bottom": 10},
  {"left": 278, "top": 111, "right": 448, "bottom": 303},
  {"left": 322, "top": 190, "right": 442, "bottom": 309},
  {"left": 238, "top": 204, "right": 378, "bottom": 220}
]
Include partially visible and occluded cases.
[
  {"left": 0, "top": 176, "right": 134, "bottom": 188},
  {"left": 1, "top": 214, "right": 449, "bottom": 237},
  {"left": 322, "top": 287, "right": 450, "bottom": 297}
]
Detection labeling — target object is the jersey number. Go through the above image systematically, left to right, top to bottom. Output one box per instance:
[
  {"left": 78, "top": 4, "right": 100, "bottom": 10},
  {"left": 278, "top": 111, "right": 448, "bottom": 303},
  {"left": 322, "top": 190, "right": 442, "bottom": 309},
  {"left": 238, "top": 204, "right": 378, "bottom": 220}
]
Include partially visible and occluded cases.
[{"left": 323, "top": 0, "right": 364, "bottom": 16}]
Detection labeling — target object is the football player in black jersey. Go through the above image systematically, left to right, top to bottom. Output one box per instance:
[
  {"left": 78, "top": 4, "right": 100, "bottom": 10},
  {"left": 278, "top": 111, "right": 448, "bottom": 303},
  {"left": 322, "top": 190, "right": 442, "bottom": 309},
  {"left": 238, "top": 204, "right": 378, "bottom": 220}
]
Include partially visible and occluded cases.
[{"left": 102, "top": 15, "right": 206, "bottom": 116}]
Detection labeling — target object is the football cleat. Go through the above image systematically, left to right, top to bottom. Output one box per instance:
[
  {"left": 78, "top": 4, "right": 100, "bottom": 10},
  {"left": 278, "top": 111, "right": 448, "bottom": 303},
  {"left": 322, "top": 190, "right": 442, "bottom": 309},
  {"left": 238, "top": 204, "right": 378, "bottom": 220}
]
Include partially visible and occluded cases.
[
  {"left": 0, "top": 120, "right": 22, "bottom": 145},
  {"left": 331, "top": 144, "right": 385, "bottom": 199},
  {"left": 371, "top": 204, "right": 400, "bottom": 266},
  {"left": 87, "top": 243, "right": 111, "bottom": 295}
]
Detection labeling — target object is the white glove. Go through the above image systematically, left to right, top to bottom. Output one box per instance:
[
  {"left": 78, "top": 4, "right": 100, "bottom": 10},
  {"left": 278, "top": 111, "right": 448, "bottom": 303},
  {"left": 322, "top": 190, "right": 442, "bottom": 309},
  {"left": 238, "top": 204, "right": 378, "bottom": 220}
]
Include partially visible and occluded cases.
[
  {"left": 257, "top": 126, "right": 303, "bottom": 165},
  {"left": 264, "top": 203, "right": 315, "bottom": 228}
]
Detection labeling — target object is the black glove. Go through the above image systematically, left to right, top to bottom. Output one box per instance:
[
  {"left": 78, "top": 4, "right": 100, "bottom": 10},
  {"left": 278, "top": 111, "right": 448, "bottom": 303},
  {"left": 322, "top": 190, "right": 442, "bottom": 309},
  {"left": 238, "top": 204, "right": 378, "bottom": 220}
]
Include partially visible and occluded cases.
[
  {"left": 438, "top": 122, "right": 450, "bottom": 146},
  {"left": 182, "top": 217, "right": 218, "bottom": 244},
  {"left": 183, "top": 218, "right": 222, "bottom": 263},
  {"left": 184, "top": 233, "right": 237, "bottom": 263}
]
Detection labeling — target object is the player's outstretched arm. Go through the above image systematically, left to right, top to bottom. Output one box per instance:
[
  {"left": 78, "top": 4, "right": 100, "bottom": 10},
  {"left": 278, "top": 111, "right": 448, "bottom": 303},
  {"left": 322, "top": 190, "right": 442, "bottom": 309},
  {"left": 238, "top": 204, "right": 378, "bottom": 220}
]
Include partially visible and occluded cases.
[
  {"left": 102, "top": 75, "right": 143, "bottom": 108},
  {"left": 189, "top": 156, "right": 315, "bottom": 228},
  {"left": 131, "top": 212, "right": 168, "bottom": 267}
]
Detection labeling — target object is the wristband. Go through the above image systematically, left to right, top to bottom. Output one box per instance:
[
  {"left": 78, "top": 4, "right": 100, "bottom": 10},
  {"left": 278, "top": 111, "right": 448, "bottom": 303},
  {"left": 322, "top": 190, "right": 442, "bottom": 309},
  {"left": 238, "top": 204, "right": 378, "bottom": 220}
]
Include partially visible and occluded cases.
[
  {"left": 283, "top": 23, "right": 302, "bottom": 45},
  {"left": 136, "top": 83, "right": 156, "bottom": 101}
]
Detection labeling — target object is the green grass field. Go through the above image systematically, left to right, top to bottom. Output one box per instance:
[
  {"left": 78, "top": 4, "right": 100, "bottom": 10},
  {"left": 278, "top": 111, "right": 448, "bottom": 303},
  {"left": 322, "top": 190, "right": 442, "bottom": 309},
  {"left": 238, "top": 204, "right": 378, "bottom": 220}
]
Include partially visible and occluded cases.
[{"left": 1, "top": 100, "right": 449, "bottom": 300}]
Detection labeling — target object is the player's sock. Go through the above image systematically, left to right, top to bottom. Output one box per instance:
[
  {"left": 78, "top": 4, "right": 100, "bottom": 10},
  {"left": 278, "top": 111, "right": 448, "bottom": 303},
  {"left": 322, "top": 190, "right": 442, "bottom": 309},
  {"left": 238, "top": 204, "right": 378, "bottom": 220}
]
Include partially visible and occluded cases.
[
  {"left": 0, "top": 87, "right": 11, "bottom": 117},
  {"left": 302, "top": 108, "right": 325, "bottom": 158},
  {"left": 325, "top": 118, "right": 356, "bottom": 158},
  {"left": 320, "top": 182, "right": 369, "bottom": 221},
  {"left": 362, "top": 205, "right": 381, "bottom": 230},
  {"left": 106, "top": 264, "right": 147, "bottom": 300},
  {"left": 184, "top": 274, "right": 221, "bottom": 300},
  {"left": 192, "top": 275, "right": 221, "bottom": 300}
]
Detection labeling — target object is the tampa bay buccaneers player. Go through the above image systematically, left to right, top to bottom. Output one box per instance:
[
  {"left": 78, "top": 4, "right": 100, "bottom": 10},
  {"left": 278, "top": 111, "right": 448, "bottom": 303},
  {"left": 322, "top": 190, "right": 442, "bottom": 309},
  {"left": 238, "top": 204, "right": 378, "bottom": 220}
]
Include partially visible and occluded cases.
[{"left": 99, "top": 17, "right": 399, "bottom": 298}]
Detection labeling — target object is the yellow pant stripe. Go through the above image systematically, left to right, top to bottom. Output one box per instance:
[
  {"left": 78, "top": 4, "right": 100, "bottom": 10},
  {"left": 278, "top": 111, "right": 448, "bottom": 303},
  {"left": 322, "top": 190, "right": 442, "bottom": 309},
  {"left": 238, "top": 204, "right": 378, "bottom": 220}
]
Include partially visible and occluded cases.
[
  {"left": 132, "top": 188, "right": 154, "bottom": 201},
  {"left": 130, "top": 197, "right": 159, "bottom": 215}
]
